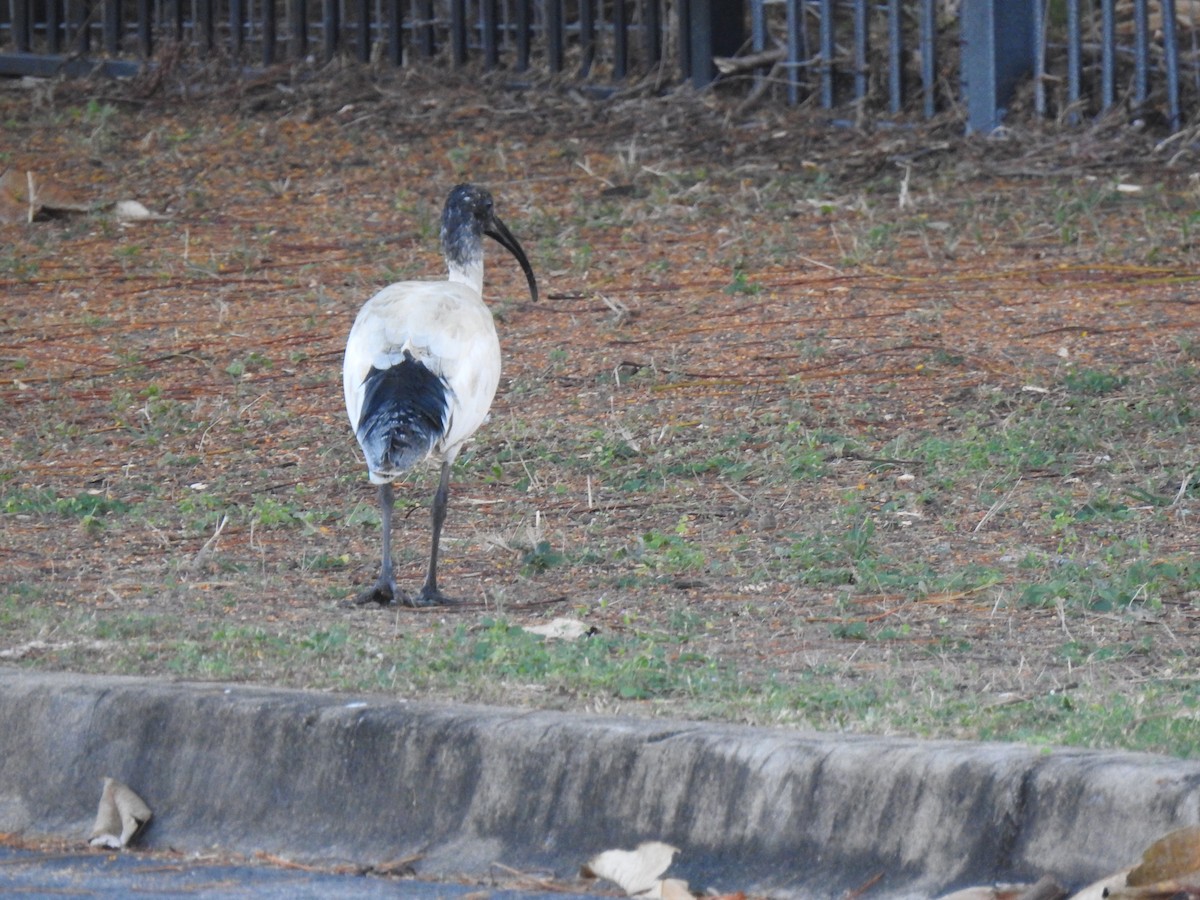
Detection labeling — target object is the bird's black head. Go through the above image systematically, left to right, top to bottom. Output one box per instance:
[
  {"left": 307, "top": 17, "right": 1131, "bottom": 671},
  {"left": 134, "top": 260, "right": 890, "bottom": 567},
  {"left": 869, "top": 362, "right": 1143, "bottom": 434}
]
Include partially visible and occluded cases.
[{"left": 440, "top": 183, "right": 538, "bottom": 302}]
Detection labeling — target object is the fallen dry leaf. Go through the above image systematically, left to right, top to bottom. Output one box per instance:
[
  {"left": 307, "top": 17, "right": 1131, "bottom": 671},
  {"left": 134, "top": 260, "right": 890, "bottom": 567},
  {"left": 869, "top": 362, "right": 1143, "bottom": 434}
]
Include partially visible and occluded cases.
[
  {"left": 0, "top": 167, "right": 94, "bottom": 223},
  {"left": 0, "top": 168, "right": 35, "bottom": 223},
  {"left": 33, "top": 176, "right": 92, "bottom": 213},
  {"left": 113, "top": 199, "right": 167, "bottom": 222},
  {"left": 523, "top": 617, "right": 594, "bottom": 640},
  {"left": 88, "top": 777, "right": 151, "bottom": 849},
  {"left": 1128, "top": 826, "right": 1200, "bottom": 886},
  {"left": 583, "top": 841, "right": 680, "bottom": 897},
  {"left": 658, "top": 877, "right": 692, "bottom": 899}
]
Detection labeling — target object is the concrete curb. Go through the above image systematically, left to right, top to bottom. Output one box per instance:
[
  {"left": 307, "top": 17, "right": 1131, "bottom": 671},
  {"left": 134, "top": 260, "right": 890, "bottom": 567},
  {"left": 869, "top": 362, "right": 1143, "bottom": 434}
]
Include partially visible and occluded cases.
[{"left": 1, "top": 667, "right": 1197, "bottom": 898}]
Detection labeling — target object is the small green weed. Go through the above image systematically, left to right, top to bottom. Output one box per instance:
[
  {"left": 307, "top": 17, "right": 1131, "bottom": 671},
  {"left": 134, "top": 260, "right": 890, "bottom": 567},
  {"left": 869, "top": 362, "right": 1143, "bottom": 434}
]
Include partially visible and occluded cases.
[
  {"left": 724, "top": 269, "right": 762, "bottom": 295},
  {"left": 1062, "top": 368, "right": 1128, "bottom": 396},
  {"left": 3, "top": 488, "right": 130, "bottom": 519},
  {"left": 628, "top": 520, "right": 707, "bottom": 573},
  {"left": 521, "top": 540, "right": 565, "bottom": 575}
]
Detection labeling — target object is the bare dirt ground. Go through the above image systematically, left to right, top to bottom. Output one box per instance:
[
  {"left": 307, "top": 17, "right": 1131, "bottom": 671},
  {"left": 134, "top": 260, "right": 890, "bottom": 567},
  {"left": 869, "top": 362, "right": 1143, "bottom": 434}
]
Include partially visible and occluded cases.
[{"left": 1, "top": 63, "right": 1198, "bottom": 754}]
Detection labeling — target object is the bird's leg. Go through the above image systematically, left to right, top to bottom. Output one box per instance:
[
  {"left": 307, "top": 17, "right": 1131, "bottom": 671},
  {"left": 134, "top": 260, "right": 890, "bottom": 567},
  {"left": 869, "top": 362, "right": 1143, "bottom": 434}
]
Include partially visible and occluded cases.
[
  {"left": 411, "top": 461, "right": 455, "bottom": 607},
  {"left": 355, "top": 482, "right": 398, "bottom": 606}
]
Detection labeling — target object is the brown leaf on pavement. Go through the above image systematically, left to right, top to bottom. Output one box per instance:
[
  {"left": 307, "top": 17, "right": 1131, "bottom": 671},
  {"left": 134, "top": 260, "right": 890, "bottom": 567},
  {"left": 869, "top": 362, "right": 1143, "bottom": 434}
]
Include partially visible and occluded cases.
[
  {"left": 0, "top": 167, "right": 94, "bottom": 223},
  {"left": 0, "top": 168, "right": 35, "bottom": 223},
  {"left": 88, "top": 777, "right": 152, "bottom": 850},
  {"left": 1128, "top": 826, "right": 1200, "bottom": 887}
]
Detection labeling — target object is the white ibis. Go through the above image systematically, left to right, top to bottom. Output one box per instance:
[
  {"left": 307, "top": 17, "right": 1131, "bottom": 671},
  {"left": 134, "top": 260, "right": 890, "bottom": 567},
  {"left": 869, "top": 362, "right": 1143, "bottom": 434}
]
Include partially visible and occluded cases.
[{"left": 342, "top": 184, "right": 538, "bottom": 606}]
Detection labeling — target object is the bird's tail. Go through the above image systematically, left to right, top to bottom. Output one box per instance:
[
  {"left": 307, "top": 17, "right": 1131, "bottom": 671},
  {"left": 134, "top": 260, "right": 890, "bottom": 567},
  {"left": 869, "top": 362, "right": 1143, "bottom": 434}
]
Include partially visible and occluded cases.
[{"left": 356, "top": 352, "right": 449, "bottom": 478}]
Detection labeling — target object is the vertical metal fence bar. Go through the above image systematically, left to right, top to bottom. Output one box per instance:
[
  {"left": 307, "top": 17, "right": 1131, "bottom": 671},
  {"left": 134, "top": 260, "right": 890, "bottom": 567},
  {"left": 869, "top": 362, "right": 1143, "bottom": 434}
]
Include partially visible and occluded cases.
[
  {"left": 13, "top": 0, "right": 31, "bottom": 51},
  {"left": 48, "top": 0, "right": 62, "bottom": 53},
  {"left": 71, "top": 0, "right": 89, "bottom": 55},
  {"left": 104, "top": 0, "right": 120, "bottom": 54},
  {"left": 138, "top": 0, "right": 152, "bottom": 55},
  {"left": 201, "top": 0, "right": 215, "bottom": 51},
  {"left": 231, "top": 0, "right": 246, "bottom": 53},
  {"left": 263, "top": 0, "right": 277, "bottom": 62},
  {"left": 290, "top": 0, "right": 306, "bottom": 58},
  {"left": 323, "top": 0, "right": 339, "bottom": 60},
  {"left": 350, "top": 0, "right": 362, "bottom": 60},
  {"left": 355, "top": 0, "right": 370, "bottom": 61},
  {"left": 376, "top": 0, "right": 383, "bottom": 55},
  {"left": 385, "top": 0, "right": 400, "bottom": 64},
  {"left": 414, "top": 0, "right": 432, "bottom": 57},
  {"left": 449, "top": 0, "right": 465, "bottom": 65},
  {"left": 482, "top": 0, "right": 497, "bottom": 68},
  {"left": 514, "top": 0, "right": 529, "bottom": 70},
  {"left": 546, "top": 0, "right": 562, "bottom": 73},
  {"left": 578, "top": 0, "right": 594, "bottom": 76},
  {"left": 614, "top": 0, "right": 627, "bottom": 79},
  {"left": 644, "top": 0, "right": 660, "bottom": 67},
  {"left": 677, "top": 0, "right": 691, "bottom": 80},
  {"left": 685, "top": 0, "right": 701, "bottom": 83},
  {"left": 686, "top": 0, "right": 743, "bottom": 86},
  {"left": 748, "top": 0, "right": 763, "bottom": 53},
  {"left": 750, "top": 0, "right": 766, "bottom": 84},
  {"left": 785, "top": 0, "right": 803, "bottom": 105},
  {"left": 818, "top": 0, "right": 833, "bottom": 107},
  {"left": 853, "top": 0, "right": 867, "bottom": 105},
  {"left": 888, "top": 0, "right": 901, "bottom": 112},
  {"left": 919, "top": 0, "right": 935, "bottom": 117},
  {"left": 1033, "top": 0, "right": 1045, "bottom": 116},
  {"left": 1066, "top": 0, "right": 1080, "bottom": 122},
  {"left": 1100, "top": 0, "right": 1114, "bottom": 110},
  {"left": 1133, "top": 0, "right": 1148, "bottom": 105},
  {"left": 1162, "top": 0, "right": 1180, "bottom": 129},
  {"left": 1191, "top": 0, "right": 1200, "bottom": 93},
  {"left": 595, "top": 2, "right": 607, "bottom": 75}
]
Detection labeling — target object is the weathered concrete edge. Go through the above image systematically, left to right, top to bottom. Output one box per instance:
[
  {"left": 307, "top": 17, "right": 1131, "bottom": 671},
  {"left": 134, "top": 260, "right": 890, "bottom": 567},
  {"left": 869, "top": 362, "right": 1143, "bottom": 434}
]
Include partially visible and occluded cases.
[{"left": 0, "top": 667, "right": 1197, "bottom": 898}]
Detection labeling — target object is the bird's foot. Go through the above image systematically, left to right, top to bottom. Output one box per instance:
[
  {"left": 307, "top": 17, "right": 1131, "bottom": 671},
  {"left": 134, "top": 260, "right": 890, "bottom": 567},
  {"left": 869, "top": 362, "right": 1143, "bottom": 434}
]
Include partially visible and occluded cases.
[
  {"left": 353, "top": 581, "right": 398, "bottom": 607},
  {"left": 405, "top": 585, "right": 458, "bottom": 608}
]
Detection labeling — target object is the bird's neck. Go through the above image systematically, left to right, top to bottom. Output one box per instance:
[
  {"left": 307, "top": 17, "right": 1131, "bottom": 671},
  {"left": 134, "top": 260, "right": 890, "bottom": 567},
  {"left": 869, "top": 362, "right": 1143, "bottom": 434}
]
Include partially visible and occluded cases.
[
  {"left": 442, "top": 218, "right": 485, "bottom": 295},
  {"left": 447, "top": 258, "right": 484, "bottom": 294}
]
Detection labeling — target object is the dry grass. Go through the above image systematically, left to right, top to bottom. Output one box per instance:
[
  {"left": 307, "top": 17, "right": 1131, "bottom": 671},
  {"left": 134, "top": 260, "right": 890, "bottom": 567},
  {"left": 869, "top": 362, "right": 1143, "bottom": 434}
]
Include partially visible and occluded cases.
[{"left": 1, "top": 65, "right": 1198, "bottom": 755}]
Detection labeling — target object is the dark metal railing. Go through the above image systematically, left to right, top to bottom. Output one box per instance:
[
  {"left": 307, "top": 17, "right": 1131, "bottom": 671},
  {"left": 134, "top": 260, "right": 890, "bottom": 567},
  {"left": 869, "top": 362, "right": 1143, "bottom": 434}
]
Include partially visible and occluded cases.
[
  {"left": 0, "top": 0, "right": 1197, "bottom": 132},
  {"left": 0, "top": 0, "right": 668, "bottom": 76},
  {"left": 739, "top": 0, "right": 1196, "bottom": 131},
  {"left": 739, "top": 0, "right": 941, "bottom": 119},
  {"left": 1030, "top": 0, "right": 1189, "bottom": 130}
]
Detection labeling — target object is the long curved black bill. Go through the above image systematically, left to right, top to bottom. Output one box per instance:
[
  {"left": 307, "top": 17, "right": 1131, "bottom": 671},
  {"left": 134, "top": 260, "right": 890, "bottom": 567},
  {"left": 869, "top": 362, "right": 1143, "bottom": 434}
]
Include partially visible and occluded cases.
[{"left": 486, "top": 215, "right": 539, "bottom": 303}]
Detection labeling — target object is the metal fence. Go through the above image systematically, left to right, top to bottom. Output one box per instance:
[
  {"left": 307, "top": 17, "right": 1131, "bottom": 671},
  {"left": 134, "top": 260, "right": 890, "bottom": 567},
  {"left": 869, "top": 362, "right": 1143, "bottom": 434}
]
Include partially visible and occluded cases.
[
  {"left": 0, "top": 0, "right": 1196, "bottom": 132},
  {"left": 0, "top": 0, "right": 671, "bottom": 76},
  {"left": 735, "top": 0, "right": 1197, "bottom": 131}
]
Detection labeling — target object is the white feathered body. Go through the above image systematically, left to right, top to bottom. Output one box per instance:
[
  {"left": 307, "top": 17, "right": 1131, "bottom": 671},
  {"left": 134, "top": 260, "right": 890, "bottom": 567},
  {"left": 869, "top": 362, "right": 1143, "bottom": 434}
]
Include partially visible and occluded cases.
[{"left": 343, "top": 277, "right": 501, "bottom": 484}]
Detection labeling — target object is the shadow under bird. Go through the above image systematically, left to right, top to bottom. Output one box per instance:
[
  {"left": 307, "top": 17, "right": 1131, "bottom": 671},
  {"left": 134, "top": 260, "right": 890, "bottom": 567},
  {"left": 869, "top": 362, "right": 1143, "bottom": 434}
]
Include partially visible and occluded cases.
[{"left": 342, "top": 184, "right": 538, "bottom": 607}]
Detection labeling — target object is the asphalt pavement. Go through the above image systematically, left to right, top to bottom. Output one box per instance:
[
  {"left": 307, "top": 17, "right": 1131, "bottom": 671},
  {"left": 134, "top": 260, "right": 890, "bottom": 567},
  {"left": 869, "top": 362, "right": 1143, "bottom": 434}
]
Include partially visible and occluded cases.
[
  {"left": 1, "top": 667, "right": 1197, "bottom": 898},
  {"left": 0, "top": 843, "right": 593, "bottom": 898}
]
